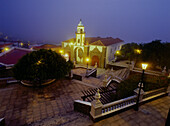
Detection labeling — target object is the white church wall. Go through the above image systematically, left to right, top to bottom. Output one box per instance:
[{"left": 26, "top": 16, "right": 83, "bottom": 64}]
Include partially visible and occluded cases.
[{"left": 106, "top": 42, "right": 124, "bottom": 64}]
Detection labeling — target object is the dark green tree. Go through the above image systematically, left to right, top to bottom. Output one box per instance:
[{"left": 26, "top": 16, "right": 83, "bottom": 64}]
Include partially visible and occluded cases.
[
  {"left": 141, "top": 40, "right": 168, "bottom": 69},
  {"left": 117, "top": 43, "right": 141, "bottom": 62},
  {"left": 13, "top": 49, "right": 73, "bottom": 86}
]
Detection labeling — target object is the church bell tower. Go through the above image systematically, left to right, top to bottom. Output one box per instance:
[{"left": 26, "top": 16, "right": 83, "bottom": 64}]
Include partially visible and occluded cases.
[{"left": 75, "top": 19, "right": 85, "bottom": 46}]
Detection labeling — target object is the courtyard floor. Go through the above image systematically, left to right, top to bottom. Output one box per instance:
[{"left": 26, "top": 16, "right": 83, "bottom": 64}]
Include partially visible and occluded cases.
[
  {"left": 0, "top": 79, "right": 169, "bottom": 126},
  {"left": 0, "top": 79, "right": 91, "bottom": 126}
]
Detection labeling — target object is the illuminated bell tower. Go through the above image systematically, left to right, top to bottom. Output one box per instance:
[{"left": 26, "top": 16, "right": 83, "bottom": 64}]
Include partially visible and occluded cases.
[{"left": 75, "top": 19, "right": 85, "bottom": 46}]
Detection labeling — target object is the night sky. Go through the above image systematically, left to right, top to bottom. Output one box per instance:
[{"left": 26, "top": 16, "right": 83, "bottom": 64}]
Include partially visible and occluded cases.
[{"left": 0, "top": 0, "right": 170, "bottom": 44}]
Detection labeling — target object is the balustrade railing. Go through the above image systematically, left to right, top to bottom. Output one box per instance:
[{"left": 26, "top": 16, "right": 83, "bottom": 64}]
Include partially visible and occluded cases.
[
  {"left": 142, "top": 87, "right": 167, "bottom": 102},
  {"left": 102, "top": 95, "right": 137, "bottom": 114}
]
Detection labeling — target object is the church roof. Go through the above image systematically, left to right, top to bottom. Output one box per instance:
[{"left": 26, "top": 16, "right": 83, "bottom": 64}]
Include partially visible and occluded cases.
[{"left": 64, "top": 37, "right": 123, "bottom": 46}]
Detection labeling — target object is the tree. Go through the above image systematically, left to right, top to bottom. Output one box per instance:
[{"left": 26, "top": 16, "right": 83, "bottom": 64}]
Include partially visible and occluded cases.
[
  {"left": 141, "top": 40, "right": 170, "bottom": 69},
  {"left": 117, "top": 43, "right": 141, "bottom": 62},
  {"left": 13, "top": 49, "right": 73, "bottom": 86}
]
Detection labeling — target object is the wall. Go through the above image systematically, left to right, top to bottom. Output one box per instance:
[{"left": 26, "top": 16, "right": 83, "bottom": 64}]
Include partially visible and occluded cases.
[{"left": 105, "top": 42, "right": 124, "bottom": 65}]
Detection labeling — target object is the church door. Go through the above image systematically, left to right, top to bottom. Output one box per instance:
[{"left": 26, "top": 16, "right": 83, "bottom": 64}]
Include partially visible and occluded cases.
[{"left": 92, "top": 56, "right": 99, "bottom": 66}]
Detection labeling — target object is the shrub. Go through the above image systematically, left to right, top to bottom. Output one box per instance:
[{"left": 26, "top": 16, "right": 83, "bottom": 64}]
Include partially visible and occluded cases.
[
  {"left": 13, "top": 49, "right": 73, "bottom": 86},
  {"left": 116, "top": 73, "right": 168, "bottom": 99}
]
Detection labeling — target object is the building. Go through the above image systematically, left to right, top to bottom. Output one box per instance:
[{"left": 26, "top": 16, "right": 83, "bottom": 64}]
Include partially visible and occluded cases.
[
  {"left": 62, "top": 20, "right": 124, "bottom": 68},
  {"left": 0, "top": 43, "right": 13, "bottom": 53},
  {"left": 33, "top": 44, "right": 62, "bottom": 53},
  {"left": 0, "top": 47, "right": 32, "bottom": 68}
]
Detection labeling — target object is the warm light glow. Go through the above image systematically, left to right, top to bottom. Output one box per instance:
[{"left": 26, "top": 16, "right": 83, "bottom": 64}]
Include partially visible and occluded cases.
[
  {"left": 20, "top": 42, "right": 23, "bottom": 46},
  {"left": 70, "top": 42, "right": 73, "bottom": 45},
  {"left": 4, "top": 47, "right": 9, "bottom": 51},
  {"left": 135, "top": 49, "right": 142, "bottom": 54},
  {"left": 59, "top": 50, "right": 63, "bottom": 54},
  {"left": 116, "top": 50, "right": 120, "bottom": 54},
  {"left": 65, "top": 53, "right": 68, "bottom": 57},
  {"left": 86, "top": 58, "right": 89, "bottom": 62},
  {"left": 37, "top": 60, "right": 42, "bottom": 65},
  {"left": 142, "top": 63, "right": 148, "bottom": 70}
]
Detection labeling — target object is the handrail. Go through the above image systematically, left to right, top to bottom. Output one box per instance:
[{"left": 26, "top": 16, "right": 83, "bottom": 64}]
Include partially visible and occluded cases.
[
  {"left": 86, "top": 68, "right": 97, "bottom": 76},
  {"left": 90, "top": 86, "right": 168, "bottom": 120},
  {"left": 144, "top": 87, "right": 166, "bottom": 95},
  {"left": 103, "top": 95, "right": 137, "bottom": 108},
  {"left": 74, "top": 100, "right": 91, "bottom": 106}
]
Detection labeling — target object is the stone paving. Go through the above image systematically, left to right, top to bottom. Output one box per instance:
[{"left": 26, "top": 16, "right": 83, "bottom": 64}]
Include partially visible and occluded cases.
[
  {"left": 0, "top": 78, "right": 169, "bottom": 126},
  {"left": 0, "top": 79, "right": 91, "bottom": 126},
  {"left": 31, "top": 96, "right": 170, "bottom": 126}
]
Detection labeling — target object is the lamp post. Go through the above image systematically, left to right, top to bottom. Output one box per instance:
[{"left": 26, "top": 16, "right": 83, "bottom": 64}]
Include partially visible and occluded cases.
[
  {"left": 4, "top": 47, "right": 9, "bottom": 51},
  {"left": 59, "top": 50, "right": 63, "bottom": 55},
  {"left": 64, "top": 53, "right": 69, "bottom": 62},
  {"left": 86, "top": 58, "right": 89, "bottom": 75},
  {"left": 135, "top": 63, "right": 148, "bottom": 111}
]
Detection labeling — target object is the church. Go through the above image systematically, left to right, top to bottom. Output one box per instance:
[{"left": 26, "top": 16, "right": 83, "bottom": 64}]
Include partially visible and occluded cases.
[{"left": 62, "top": 20, "right": 124, "bottom": 68}]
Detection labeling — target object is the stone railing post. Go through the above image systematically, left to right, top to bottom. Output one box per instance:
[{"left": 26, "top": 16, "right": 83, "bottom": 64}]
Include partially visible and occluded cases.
[
  {"left": 94, "top": 62, "right": 98, "bottom": 68},
  {"left": 103, "top": 74, "right": 108, "bottom": 87},
  {"left": 134, "top": 82, "right": 145, "bottom": 102},
  {"left": 90, "top": 89, "right": 103, "bottom": 119}
]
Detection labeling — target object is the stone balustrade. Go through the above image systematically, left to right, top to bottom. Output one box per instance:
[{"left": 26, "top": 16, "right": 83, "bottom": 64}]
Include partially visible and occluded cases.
[
  {"left": 90, "top": 85, "right": 169, "bottom": 121},
  {"left": 102, "top": 95, "right": 137, "bottom": 114}
]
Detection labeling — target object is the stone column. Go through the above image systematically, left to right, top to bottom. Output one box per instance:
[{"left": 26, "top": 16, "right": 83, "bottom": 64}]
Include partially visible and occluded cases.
[
  {"left": 94, "top": 62, "right": 98, "bottom": 68},
  {"left": 103, "top": 74, "right": 108, "bottom": 87},
  {"left": 90, "top": 89, "right": 103, "bottom": 118}
]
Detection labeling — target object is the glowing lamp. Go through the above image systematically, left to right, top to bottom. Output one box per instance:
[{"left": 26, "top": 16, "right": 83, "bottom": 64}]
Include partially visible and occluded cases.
[
  {"left": 70, "top": 42, "right": 73, "bottom": 45},
  {"left": 20, "top": 43, "right": 23, "bottom": 46},
  {"left": 4, "top": 47, "right": 9, "bottom": 51},
  {"left": 135, "top": 49, "right": 142, "bottom": 54},
  {"left": 59, "top": 50, "right": 63, "bottom": 54},
  {"left": 116, "top": 50, "right": 120, "bottom": 54},
  {"left": 65, "top": 54, "right": 68, "bottom": 57},
  {"left": 86, "top": 58, "right": 89, "bottom": 62},
  {"left": 37, "top": 60, "right": 42, "bottom": 65},
  {"left": 142, "top": 63, "right": 148, "bottom": 70}
]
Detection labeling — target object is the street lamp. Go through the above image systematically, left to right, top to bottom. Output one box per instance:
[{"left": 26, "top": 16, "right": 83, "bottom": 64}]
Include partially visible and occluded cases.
[
  {"left": 20, "top": 42, "right": 23, "bottom": 47},
  {"left": 4, "top": 47, "right": 9, "bottom": 51},
  {"left": 135, "top": 49, "right": 142, "bottom": 54},
  {"left": 59, "top": 50, "right": 63, "bottom": 54},
  {"left": 116, "top": 50, "right": 120, "bottom": 55},
  {"left": 64, "top": 53, "right": 69, "bottom": 61},
  {"left": 86, "top": 58, "right": 89, "bottom": 75},
  {"left": 135, "top": 63, "right": 148, "bottom": 111}
]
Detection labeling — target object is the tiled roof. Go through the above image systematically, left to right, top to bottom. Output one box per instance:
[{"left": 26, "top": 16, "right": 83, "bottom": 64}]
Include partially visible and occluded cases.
[
  {"left": 64, "top": 37, "right": 123, "bottom": 46},
  {"left": 0, "top": 43, "right": 13, "bottom": 48},
  {"left": 33, "top": 44, "right": 61, "bottom": 49},
  {"left": 0, "top": 48, "right": 32, "bottom": 65}
]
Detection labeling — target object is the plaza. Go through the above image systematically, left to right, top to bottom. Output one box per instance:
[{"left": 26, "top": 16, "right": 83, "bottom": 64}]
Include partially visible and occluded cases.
[{"left": 0, "top": 76, "right": 169, "bottom": 126}]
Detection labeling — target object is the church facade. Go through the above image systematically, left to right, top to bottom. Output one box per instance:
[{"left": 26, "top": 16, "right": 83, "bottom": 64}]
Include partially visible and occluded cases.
[{"left": 62, "top": 20, "right": 124, "bottom": 68}]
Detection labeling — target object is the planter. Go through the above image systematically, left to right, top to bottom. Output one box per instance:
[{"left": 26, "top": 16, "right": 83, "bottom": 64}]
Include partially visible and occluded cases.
[{"left": 21, "top": 79, "right": 56, "bottom": 87}]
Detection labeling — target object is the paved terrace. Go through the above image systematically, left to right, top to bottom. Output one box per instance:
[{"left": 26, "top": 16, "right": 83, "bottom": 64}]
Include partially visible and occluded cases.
[
  {"left": 0, "top": 79, "right": 169, "bottom": 126},
  {"left": 0, "top": 80, "right": 91, "bottom": 126},
  {"left": 32, "top": 96, "right": 170, "bottom": 126}
]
